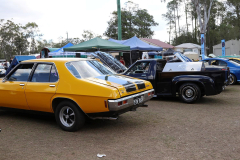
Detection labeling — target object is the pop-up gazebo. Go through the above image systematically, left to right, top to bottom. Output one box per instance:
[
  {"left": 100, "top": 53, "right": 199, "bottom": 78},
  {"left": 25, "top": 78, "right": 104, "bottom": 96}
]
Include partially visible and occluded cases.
[
  {"left": 109, "top": 36, "right": 163, "bottom": 66},
  {"left": 64, "top": 37, "right": 130, "bottom": 52}
]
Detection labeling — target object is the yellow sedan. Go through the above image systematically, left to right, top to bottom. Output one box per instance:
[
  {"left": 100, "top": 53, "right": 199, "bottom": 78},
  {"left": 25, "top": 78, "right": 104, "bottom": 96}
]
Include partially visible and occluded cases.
[
  {"left": 0, "top": 58, "right": 154, "bottom": 131},
  {"left": 228, "top": 58, "right": 240, "bottom": 64}
]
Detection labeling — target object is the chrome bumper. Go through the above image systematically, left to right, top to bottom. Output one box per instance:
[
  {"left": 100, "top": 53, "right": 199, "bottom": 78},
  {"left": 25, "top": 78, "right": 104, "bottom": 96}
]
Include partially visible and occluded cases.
[{"left": 108, "top": 89, "right": 154, "bottom": 111}]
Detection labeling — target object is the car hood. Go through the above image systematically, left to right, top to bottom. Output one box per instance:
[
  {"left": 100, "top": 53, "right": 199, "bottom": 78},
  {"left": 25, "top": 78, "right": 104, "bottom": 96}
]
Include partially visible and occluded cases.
[{"left": 85, "top": 74, "right": 152, "bottom": 97}]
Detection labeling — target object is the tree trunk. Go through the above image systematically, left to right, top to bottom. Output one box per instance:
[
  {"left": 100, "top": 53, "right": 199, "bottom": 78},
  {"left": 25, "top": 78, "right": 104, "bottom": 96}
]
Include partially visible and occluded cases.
[
  {"left": 184, "top": 0, "right": 188, "bottom": 32},
  {"left": 192, "top": 0, "right": 213, "bottom": 58},
  {"left": 176, "top": 5, "right": 180, "bottom": 35},
  {"left": 236, "top": 5, "right": 240, "bottom": 39},
  {"left": 174, "top": 9, "right": 177, "bottom": 41},
  {"left": 169, "top": 21, "right": 171, "bottom": 44}
]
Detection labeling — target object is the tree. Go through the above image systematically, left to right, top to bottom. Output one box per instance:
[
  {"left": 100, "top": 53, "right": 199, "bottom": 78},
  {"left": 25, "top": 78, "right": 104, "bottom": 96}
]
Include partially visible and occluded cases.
[
  {"left": 191, "top": 0, "right": 214, "bottom": 56},
  {"left": 226, "top": 0, "right": 240, "bottom": 39},
  {"left": 104, "top": 1, "right": 158, "bottom": 39},
  {"left": 162, "top": 9, "right": 175, "bottom": 43},
  {"left": 0, "top": 19, "right": 21, "bottom": 58},
  {"left": 81, "top": 30, "right": 102, "bottom": 42}
]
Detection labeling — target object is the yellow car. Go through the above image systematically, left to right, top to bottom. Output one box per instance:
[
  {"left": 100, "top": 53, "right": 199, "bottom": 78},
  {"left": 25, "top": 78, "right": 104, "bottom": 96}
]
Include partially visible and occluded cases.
[
  {"left": 0, "top": 58, "right": 154, "bottom": 131},
  {"left": 228, "top": 58, "right": 240, "bottom": 64}
]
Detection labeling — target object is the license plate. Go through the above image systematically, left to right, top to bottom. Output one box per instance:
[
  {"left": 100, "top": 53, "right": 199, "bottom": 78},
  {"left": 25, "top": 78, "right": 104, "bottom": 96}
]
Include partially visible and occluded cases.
[{"left": 133, "top": 95, "right": 144, "bottom": 105}]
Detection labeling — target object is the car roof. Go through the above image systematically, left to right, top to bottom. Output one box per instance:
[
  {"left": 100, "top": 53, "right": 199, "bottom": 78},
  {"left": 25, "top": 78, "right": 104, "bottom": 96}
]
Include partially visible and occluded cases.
[
  {"left": 23, "top": 58, "right": 95, "bottom": 63},
  {"left": 202, "top": 58, "right": 229, "bottom": 61},
  {"left": 136, "top": 59, "right": 166, "bottom": 62}
]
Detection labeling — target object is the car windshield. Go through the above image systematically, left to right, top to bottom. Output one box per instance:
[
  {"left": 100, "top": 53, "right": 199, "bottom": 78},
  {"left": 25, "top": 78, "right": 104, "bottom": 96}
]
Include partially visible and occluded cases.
[
  {"left": 66, "top": 60, "right": 116, "bottom": 79},
  {"left": 0, "top": 65, "right": 4, "bottom": 69}
]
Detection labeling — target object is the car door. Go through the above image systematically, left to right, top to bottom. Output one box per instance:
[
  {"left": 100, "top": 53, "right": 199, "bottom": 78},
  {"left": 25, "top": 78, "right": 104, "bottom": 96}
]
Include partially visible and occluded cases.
[
  {"left": 125, "top": 61, "right": 151, "bottom": 81},
  {"left": 0, "top": 63, "right": 34, "bottom": 109},
  {"left": 25, "top": 63, "right": 59, "bottom": 112}
]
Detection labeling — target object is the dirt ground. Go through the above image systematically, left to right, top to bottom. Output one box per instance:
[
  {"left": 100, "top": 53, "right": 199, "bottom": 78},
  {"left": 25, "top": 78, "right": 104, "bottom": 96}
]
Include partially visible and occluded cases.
[{"left": 0, "top": 84, "right": 240, "bottom": 160}]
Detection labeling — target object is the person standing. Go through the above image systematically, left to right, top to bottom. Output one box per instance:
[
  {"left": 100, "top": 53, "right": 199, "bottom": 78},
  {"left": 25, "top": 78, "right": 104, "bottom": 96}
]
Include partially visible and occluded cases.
[
  {"left": 120, "top": 56, "right": 125, "bottom": 66},
  {"left": 10, "top": 57, "right": 13, "bottom": 64},
  {"left": 3, "top": 60, "right": 8, "bottom": 70}
]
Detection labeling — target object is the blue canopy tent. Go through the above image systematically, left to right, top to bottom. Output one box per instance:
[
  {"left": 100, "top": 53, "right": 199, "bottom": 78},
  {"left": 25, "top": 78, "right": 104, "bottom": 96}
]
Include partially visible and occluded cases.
[
  {"left": 109, "top": 36, "right": 163, "bottom": 65},
  {"left": 109, "top": 36, "right": 163, "bottom": 51},
  {"left": 48, "top": 43, "right": 85, "bottom": 58},
  {"left": 6, "top": 56, "right": 36, "bottom": 75}
]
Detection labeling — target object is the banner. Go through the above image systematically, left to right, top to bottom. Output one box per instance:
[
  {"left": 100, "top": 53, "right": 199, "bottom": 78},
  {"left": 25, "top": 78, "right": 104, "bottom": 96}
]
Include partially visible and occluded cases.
[
  {"left": 201, "top": 33, "right": 205, "bottom": 60},
  {"left": 221, "top": 39, "right": 225, "bottom": 56}
]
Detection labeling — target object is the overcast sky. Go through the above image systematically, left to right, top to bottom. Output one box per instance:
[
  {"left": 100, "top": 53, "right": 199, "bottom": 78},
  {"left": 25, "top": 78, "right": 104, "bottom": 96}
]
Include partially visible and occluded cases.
[{"left": 1, "top": 0, "right": 170, "bottom": 43}]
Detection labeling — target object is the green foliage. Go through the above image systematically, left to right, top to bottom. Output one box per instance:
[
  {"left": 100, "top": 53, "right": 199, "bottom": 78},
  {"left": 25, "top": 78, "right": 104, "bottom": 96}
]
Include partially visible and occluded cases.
[
  {"left": 162, "top": 0, "right": 240, "bottom": 54},
  {"left": 104, "top": 1, "right": 158, "bottom": 39},
  {"left": 0, "top": 19, "right": 42, "bottom": 59}
]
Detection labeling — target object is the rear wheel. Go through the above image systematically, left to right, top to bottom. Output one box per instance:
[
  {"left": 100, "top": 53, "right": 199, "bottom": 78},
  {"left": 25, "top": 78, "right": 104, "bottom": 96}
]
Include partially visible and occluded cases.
[
  {"left": 229, "top": 74, "right": 236, "bottom": 85},
  {"left": 179, "top": 83, "right": 201, "bottom": 103},
  {"left": 55, "top": 101, "right": 85, "bottom": 132}
]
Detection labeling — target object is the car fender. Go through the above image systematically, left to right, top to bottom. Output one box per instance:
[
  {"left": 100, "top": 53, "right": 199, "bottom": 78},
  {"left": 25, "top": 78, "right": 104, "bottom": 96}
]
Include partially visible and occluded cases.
[
  {"left": 229, "top": 68, "right": 240, "bottom": 80},
  {"left": 171, "top": 75, "right": 215, "bottom": 95},
  {"left": 51, "top": 95, "right": 87, "bottom": 115}
]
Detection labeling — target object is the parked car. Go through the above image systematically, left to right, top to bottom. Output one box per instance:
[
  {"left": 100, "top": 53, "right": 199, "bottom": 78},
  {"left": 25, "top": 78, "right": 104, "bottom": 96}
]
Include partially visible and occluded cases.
[
  {"left": 0, "top": 58, "right": 154, "bottom": 131},
  {"left": 201, "top": 58, "right": 240, "bottom": 85},
  {"left": 227, "top": 58, "right": 240, "bottom": 64},
  {"left": 123, "top": 59, "right": 228, "bottom": 103},
  {"left": 0, "top": 65, "right": 6, "bottom": 77}
]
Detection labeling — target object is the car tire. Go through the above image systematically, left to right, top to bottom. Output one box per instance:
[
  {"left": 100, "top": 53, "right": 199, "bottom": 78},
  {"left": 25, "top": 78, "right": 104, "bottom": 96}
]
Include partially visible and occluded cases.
[
  {"left": 229, "top": 74, "right": 236, "bottom": 85},
  {"left": 179, "top": 83, "right": 201, "bottom": 103},
  {"left": 55, "top": 101, "right": 85, "bottom": 132}
]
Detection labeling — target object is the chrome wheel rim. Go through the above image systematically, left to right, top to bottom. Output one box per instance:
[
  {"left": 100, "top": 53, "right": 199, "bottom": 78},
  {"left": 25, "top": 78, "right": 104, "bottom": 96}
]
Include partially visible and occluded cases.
[
  {"left": 229, "top": 75, "right": 235, "bottom": 85},
  {"left": 182, "top": 86, "right": 196, "bottom": 100},
  {"left": 185, "top": 89, "right": 194, "bottom": 97},
  {"left": 59, "top": 106, "right": 75, "bottom": 127}
]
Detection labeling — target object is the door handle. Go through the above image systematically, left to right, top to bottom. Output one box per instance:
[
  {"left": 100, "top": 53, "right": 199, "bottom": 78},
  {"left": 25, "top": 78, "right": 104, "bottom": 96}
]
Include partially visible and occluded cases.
[
  {"left": 141, "top": 74, "right": 146, "bottom": 77},
  {"left": 20, "top": 84, "right": 25, "bottom": 86},
  {"left": 49, "top": 85, "right": 55, "bottom": 87}
]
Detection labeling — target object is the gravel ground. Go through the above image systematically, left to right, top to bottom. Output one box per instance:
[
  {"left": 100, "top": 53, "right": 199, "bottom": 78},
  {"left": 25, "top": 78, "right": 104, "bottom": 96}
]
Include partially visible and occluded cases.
[{"left": 0, "top": 84, "right": 240, "bottom": 160}]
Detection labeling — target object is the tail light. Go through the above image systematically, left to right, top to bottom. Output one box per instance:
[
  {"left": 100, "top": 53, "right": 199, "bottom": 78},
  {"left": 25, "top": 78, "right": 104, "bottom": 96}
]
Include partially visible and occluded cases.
[
  {"left": 104, "top": 100, "right": 108, "bottom": 108},
  {"left": 118, "top": 100, "right": 128, "bottom": 106},
  {"left": 118, "top": 101, "right": 122, "bottom": 106}
]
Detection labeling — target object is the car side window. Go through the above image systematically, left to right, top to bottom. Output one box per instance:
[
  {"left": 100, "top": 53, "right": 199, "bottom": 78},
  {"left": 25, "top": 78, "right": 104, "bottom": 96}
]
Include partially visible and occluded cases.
[
  {"left": 203, "top": 60, "right": 209, "bottom": 66},
  {"left": 210, "top": 60, "right": 217, "bottom": 65},
  {"left": 217, "top": 60, "right": 227, "bottom": 66},
  {"left": 156, "top": 61, "right": 166, "bottom": 71},
  {"left": 66, "top": 62, "right": 81, "bottom": 78},
  {"left": 127, "top": 62, "right": 151, "bottom": 74},
  {"left": 8, "top": 63, "right": 34, "bottom": 82},
  {"left": 31, "top": 64, "right": 52, "bottom": 82},
  {"left": 50, "top": 65, "right": 58, "bottom": 82}
]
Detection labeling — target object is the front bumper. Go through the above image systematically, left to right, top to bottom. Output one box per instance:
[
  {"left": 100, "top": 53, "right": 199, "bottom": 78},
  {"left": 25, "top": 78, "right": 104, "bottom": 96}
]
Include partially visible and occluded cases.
[{"left": 108, "top": 89, "right": 154, "bottom": 111}]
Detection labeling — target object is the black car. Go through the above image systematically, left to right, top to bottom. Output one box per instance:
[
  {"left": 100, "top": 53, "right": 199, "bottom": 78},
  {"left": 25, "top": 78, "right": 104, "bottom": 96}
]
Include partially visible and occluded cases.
[{"left": 123, "top": 59, "right": 228, "bottom": 103}]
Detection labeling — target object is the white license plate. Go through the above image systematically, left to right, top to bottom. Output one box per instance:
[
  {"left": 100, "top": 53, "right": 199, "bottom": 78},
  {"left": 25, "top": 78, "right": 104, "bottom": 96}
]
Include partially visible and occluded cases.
[{"left": 133, "top": 95, "right": 144, "bottom": 105}]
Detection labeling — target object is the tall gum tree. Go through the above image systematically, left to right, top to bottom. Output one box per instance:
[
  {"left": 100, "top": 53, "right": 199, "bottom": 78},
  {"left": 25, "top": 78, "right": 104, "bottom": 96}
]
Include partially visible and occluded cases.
[{"left": 192, "top": 0, "right": 214, "bottom": 56}]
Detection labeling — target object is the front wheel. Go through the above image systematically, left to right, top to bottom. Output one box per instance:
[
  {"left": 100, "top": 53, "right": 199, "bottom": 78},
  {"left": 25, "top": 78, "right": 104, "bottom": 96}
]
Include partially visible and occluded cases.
[
  {"left": 179, "top": 83, "right": 201, "bottom": 103},
  {"left": 55, "top": 101, "right": 85, "bottom": 132}
]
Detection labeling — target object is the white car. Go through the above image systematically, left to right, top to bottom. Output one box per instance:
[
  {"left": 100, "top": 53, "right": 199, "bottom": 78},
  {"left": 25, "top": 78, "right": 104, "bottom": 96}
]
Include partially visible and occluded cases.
[{"left": 0, "top": 65, "right": 6, "bottom": 77}]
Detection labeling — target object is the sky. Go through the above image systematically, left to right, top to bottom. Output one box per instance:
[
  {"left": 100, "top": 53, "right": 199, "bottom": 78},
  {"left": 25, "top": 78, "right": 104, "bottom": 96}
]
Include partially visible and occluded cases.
[{"left": 1, "top": 0, "right": 169, "bottom": 43}]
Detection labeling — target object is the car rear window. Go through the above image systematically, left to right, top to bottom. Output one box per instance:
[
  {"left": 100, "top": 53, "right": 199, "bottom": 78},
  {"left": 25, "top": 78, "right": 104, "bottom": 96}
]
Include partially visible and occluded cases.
[{"left": 66, "top": 60, "right": 116, "bottom": 79}]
